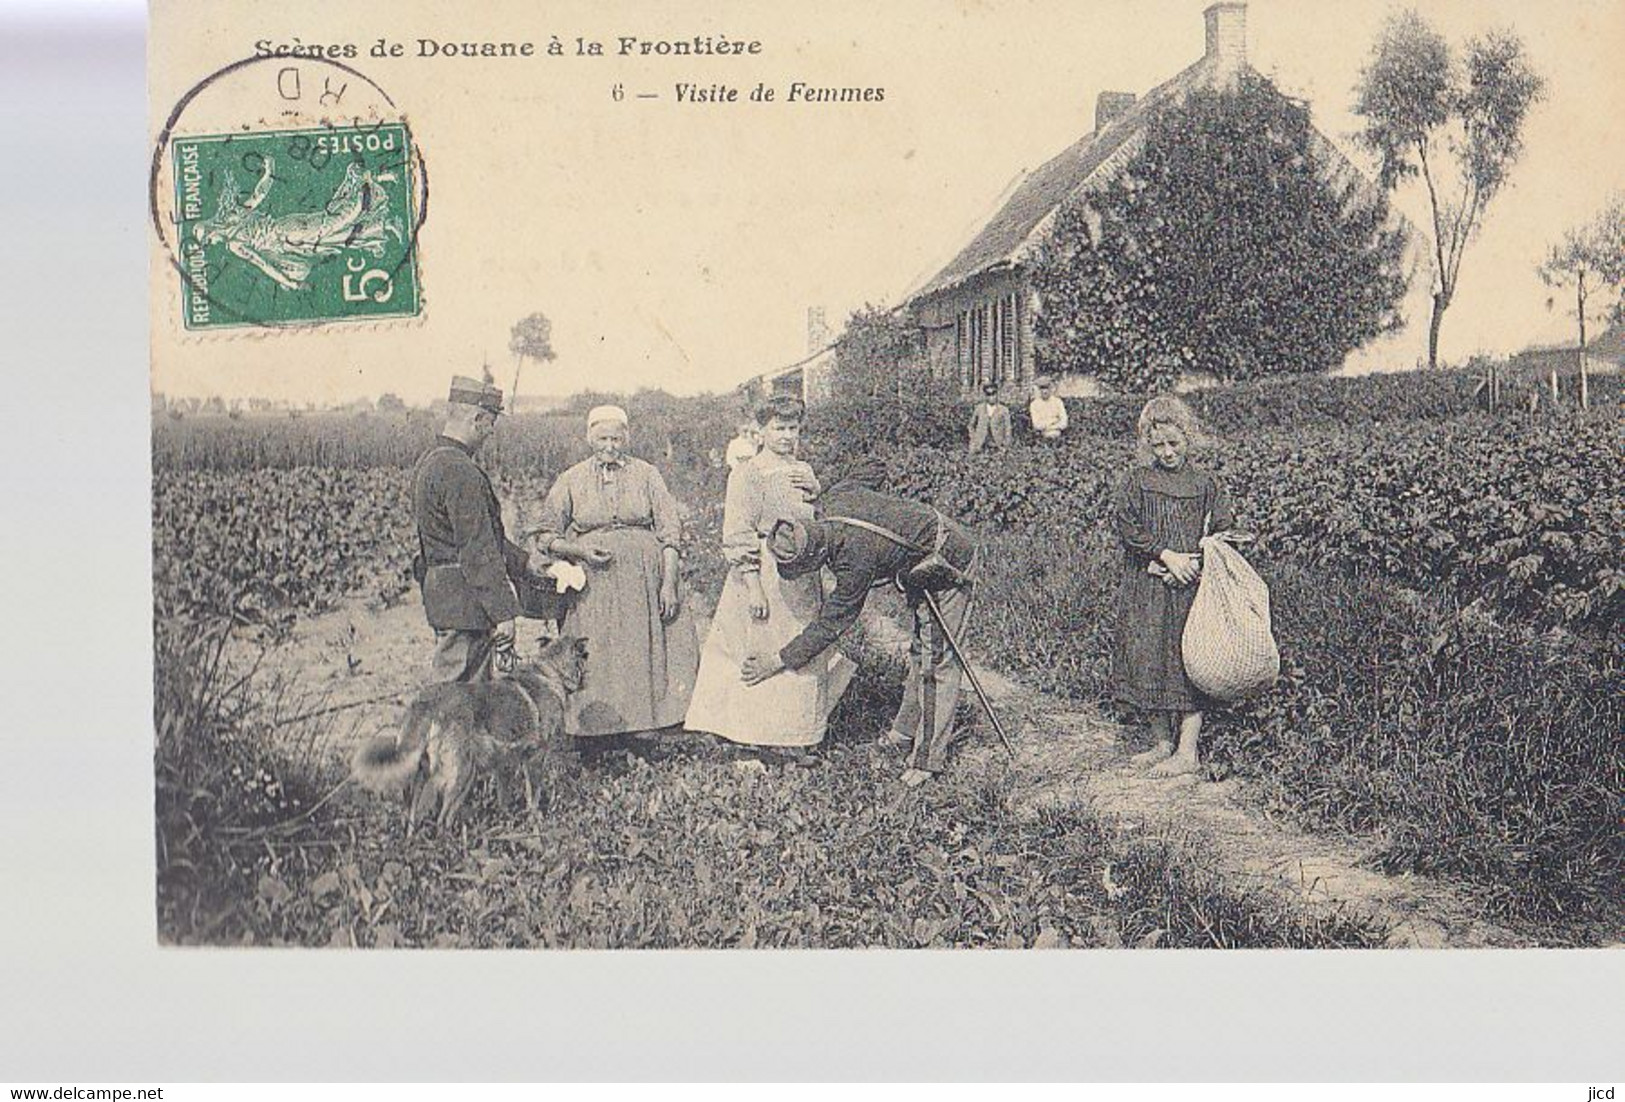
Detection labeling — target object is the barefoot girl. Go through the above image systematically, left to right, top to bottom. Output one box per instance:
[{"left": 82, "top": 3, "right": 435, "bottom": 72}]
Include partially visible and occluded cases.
[{"left": 1111, "top": 396, "right": 1233, "bottom": 778}]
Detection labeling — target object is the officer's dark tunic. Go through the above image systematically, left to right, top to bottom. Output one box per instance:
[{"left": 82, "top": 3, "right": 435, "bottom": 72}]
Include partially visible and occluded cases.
[
  {"left": 413, "top": 437, "right": 524, "bottom": 681},
  {"left": 778, "top": 482, "right": 979, "bottom": 773}
]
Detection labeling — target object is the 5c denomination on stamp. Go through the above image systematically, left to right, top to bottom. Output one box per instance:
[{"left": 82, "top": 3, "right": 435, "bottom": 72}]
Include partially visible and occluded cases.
[{"left": 171, "top": 122, "right": 422, "bottom": 330}]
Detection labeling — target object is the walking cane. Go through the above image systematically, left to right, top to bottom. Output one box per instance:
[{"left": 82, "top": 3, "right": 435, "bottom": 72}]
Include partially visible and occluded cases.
[{"left": 920, "top": 588, "right": 1015, "bottom": 759}]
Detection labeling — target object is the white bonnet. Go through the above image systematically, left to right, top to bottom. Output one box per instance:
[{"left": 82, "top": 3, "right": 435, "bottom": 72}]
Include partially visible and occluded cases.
[{"left": 586, "top": 404, "right": 629, "bottom": 430}]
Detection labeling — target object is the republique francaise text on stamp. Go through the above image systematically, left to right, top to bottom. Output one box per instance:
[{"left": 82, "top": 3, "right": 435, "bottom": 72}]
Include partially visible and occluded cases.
[{"left": 171, "top": 122, "right": 422, "bottom": 330}]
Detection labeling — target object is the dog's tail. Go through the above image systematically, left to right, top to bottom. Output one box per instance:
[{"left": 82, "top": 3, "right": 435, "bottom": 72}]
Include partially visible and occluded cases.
[{"left": 351, "top": 712, "right": 431, "bottom": 793}]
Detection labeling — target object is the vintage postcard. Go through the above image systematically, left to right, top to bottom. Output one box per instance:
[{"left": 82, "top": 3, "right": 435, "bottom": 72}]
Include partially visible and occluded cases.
[{"left": 149, "top": 0, "right": 1624, "bottom": 951}]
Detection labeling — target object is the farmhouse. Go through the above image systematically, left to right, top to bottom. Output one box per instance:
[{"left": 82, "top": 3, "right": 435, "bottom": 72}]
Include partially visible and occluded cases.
[{"left": 899, "top": 1, "right": 1409, "bottom": 398}]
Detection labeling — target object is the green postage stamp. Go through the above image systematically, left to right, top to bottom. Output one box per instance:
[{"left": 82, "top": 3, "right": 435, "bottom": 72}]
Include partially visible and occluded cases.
[{"left": 171, "top": 122, "right": 422, "bottom": 330}]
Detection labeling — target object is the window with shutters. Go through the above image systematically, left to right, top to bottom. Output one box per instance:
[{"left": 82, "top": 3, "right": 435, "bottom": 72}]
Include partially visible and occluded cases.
[{"left": 953, "top": 290, "right": 1024, "bottom": 392}]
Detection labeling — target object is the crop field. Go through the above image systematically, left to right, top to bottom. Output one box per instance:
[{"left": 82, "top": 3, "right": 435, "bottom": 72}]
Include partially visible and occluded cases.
[{"left": 151, "top": 374, "right": 1624, "bottom": 946}]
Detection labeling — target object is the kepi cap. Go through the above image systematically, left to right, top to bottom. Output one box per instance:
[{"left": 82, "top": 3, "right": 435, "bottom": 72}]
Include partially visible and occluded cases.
[
  {"left": 448, "top": 375, "right": 505, "bottom": 415},
  {"left": 768, "top": 517, "right": 830, "bottom": 579},
  {"left": 768, "top": 518, "right": 808, "bottom": 565}
]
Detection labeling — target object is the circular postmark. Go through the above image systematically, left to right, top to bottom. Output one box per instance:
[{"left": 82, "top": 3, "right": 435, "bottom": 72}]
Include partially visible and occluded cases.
[{"left": 150, "top": 55, "right": 430, "bottom": 332}]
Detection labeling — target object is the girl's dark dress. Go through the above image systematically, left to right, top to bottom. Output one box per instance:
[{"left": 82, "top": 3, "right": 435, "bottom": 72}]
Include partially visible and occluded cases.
[{"left": 1111, "top": 464, "right": 1234, "bottom": 713}]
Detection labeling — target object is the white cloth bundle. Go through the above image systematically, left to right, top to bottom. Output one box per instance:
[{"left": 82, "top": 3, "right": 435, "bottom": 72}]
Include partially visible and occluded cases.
[
  {"left": 1182, "top": 534, "right": 1280, "bottom": 702},
  {"left": 543, "top": 560, "right": 587, "bottom": 594}
]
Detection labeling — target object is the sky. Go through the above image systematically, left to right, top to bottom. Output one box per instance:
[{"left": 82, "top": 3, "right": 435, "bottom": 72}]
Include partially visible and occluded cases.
[{"left": 140, "top": 0, "right": 1625, "bottom": 404}]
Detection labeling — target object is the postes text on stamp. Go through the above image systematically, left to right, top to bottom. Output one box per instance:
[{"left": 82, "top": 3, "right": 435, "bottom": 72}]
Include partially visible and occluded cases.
[{"left": 171, "top": 122, "right": 421, "bottom": 330}]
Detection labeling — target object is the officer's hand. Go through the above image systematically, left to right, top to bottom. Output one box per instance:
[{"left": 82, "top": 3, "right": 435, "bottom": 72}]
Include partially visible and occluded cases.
[
  {"left": 784, "top": 468, "right": 818, "bottom": 496},
  {"left": 584, "top": 547, "right": 615, "bottom": 568},
  {"left": 492, "top": 619, "right": 517, "bottom": 648},
  {"left": 740, "top": 653, "right": 784, "bottom": 686}
]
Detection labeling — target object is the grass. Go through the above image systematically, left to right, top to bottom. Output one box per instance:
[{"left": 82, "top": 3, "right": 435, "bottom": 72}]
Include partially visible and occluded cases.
[
  {"left": 150, "top": 389, "right": 1623, "bottom": 940},
  {"left": 968, "top": 527, "right": 1625, "bottom": 929},
  {"left": 1208, "top": 566, "right": 1624, "bottom": 927},
  {"left": 154, "top": 619, "right": 1380, "bottom": 949}
]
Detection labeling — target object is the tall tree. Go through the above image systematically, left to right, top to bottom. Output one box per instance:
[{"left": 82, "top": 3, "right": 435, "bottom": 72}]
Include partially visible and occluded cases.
[
  {"left": 1354, "top": 10, "right": 1544, "bottom": 369},
  {"left": 1030, "top": 72, "right": 1410, "bottom": 393},
  {"left": 1538, "top": 193, "right": 1625, "bottom": 409},
  {"left": 508, "top": 311, "right": 558, "bottom": 405}
]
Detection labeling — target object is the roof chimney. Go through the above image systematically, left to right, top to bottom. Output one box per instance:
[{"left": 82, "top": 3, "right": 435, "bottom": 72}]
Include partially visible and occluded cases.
[
  {"left": 1204, "top": 2, "right": 1247, "bottom": 85},
  {"left": 1095, "top": 91, "right": 1137, "bottom": 132},
  {"left": 807, "top": 306, "right": 830, "bottom": 355}
]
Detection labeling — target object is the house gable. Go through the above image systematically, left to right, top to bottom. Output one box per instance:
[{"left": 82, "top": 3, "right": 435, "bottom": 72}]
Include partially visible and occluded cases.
[
  {"left": 900, "top": 1, "right": 1418, "bottom": 397},
  {"left": 907, "top": 56, "right": 1215, "bottom": 306}
]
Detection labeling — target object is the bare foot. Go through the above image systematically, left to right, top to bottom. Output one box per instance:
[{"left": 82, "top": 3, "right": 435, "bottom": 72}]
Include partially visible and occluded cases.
[
  {"left": 877, "top": 729, "right": 914, "bottom": 750},
  {"left": 1130, "top": 741, "right": 1174, "bottom": 768},
  {"left": 1149, "top": 754, "right": 1199, "bottom": 779},
  {"left": 900, "top": 767, "right": 934, "bottom": 788}
]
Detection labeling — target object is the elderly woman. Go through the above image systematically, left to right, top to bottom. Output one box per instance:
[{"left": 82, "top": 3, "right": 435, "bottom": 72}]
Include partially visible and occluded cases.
[
  {"left": 685, "top": 396, "right": 854, "bottom": 751},
  {"left": 531, "top": 405, "right": 699, "bottom": 742}
]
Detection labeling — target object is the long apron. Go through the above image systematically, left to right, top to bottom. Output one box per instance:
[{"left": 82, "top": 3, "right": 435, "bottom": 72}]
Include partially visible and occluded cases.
[{"left": 564, "top": 525, "right": 699, "bottom": 737}]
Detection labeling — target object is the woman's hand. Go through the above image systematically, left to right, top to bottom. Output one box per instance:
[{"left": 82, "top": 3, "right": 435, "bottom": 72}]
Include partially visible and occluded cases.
[
  {"left": 553, "top": 539, "right": 614, "bottom": 568},
  {"left": 1158, "top": 549, "right": 1202, "bottom": 586},
  {"left": 659, "top": 576, "right": 681, "bottom": 623},
  {"left": 745, "top": 576, "right": 770, "bottom": 621}
]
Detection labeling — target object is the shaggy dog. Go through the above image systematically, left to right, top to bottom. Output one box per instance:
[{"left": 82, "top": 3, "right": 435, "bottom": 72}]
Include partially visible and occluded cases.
[{"left": 353, "top": 635, "right": 588, "bottom": 832}]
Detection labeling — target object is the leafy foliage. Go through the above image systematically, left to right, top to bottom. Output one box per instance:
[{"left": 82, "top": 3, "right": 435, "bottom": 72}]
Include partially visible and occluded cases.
[
  {"left": 1355, "top": 10, "right": 1545, "bottom": 367},
  {"left": 1029, "top": 72, "right": 1409, "bottom": 391},
  {"left": 1539, "top": 192, "right": 1625, "bottom": 404},
  {"left": 831, "top": 303, "right": 943, "bottom": 403},
  {"left": 810, "top": 366, "right": 1568, "bottom": 460},
  {"left": 151, "top": 387, "right": 1623, "bottom": 936},
  {"left": 155, "top": 394, "right": 1624, "bottom": 634},
  {"left": 880, "top": 415, "right": 1625, "bottom": 630},
  {"left": 152, "top": 466, "right": 728, "bottom": 625},
  {"left": 968, "top": 529, "right": 1623, "bottom": 927},
  {"left": 1210, "top": 567, "right": 1623, "bottom": 925},
  {"left": 154, "top": 613, "right": 332, "bottom": 938},
  {"left": 156, "top": 640, "right": 1378, "bottom": 949}
]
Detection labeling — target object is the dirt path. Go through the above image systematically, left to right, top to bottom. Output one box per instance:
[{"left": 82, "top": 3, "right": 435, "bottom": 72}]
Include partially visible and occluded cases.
[
  {"left": 242, "top": 597, "right": 1532, "bottom": 948},
  {"left": 956, "top": 669, "right": 1527, "bottom": 948}
]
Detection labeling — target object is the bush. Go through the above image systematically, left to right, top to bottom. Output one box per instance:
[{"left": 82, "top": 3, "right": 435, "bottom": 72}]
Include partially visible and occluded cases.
[
  {"left": 1031, "top": 72, "right": 1408, "bottom": 390},
  {"left": 803, "top": 368, "right": 1625, "bottom": 464},
  {"left": 865, "top": 414, "right": 1624, "bottom": 630},
  {"left": 153, "top": 465, "right": 731, "bottom": 621},
  {"left": 155, "top": 613, "right": 336, "bottom": 940}
]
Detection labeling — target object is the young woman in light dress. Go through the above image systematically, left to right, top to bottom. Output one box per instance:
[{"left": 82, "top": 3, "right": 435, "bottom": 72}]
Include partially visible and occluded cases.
[{"left": 684, "top": 397, "right": 854, "bottom": 753}]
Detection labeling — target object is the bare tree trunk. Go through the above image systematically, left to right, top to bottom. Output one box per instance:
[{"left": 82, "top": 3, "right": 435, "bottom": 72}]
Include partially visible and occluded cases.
[
  {"left": 1576, "top": 277, "right": 1590, "bottom": 411},
  {"left": 1426, "top": 292, "right": 1447, "bottom": 370},
  {"left": 510, "top": 352, "right": 525, "bottom": 409}
]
